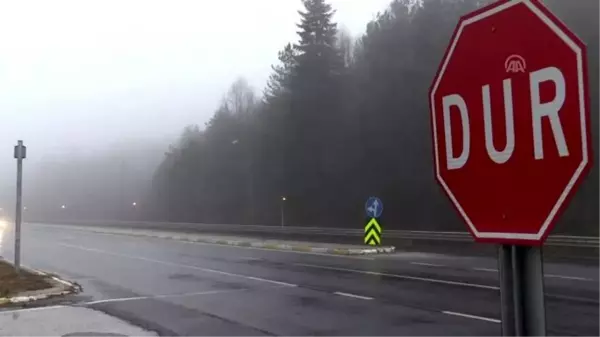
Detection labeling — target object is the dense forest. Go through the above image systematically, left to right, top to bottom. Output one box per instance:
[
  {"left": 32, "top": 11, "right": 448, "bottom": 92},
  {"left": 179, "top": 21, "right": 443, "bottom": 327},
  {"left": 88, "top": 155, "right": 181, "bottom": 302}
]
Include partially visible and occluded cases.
[{"left": 146, "top": 0, "right": 598, "bottom": 235}]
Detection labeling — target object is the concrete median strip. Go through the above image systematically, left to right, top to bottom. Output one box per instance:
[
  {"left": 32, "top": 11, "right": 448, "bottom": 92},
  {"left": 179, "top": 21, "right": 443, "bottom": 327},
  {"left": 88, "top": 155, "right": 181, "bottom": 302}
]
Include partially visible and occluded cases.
[
  {"left": 57, "top": 225, "right": 396, "bottom": 256},
  {"left": 170, "top": 234, "right": 395, "bottom": 255},
  {"left": 203, "top": 237, "right": 392, "bottom": 255}
]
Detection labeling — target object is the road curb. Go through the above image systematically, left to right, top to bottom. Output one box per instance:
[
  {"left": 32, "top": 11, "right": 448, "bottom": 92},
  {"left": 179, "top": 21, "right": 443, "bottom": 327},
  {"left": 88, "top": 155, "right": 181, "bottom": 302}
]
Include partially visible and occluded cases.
[
  {"left": 75, "top": 227, "right": 396, "bottom": 255},
  {"left": 0, "top": 265, "right": 81, "bottom": 306}
]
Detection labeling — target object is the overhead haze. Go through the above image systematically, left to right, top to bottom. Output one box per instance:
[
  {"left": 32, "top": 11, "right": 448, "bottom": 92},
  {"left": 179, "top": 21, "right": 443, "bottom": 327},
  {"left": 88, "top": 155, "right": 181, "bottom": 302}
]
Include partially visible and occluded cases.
[
  {"left": 0, "top": 0, "right": 388, "bottom": 214},
  {"left": 0, "top": 0, "right": 387, "bottom": 159}
]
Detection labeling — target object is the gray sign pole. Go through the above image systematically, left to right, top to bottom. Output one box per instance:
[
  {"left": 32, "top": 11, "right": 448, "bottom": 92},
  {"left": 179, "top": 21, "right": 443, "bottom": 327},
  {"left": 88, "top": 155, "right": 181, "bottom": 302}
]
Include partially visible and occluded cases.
[
  {"left": 13, "top": 140, "right": 26, "bottom": 275},
  {"left": 499, "top": 244, "right": 546, "bottom": 336},
  {"left": 498, "top": 245, "right": 515, "bottom": 336},
  {"left": 513, "top": 246, "right": 547, "bottom": 336}
]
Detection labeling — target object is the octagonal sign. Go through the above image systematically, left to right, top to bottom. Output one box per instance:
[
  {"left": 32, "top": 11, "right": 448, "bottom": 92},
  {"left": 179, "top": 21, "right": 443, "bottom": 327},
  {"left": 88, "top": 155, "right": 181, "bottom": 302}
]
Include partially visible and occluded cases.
[{"left": 429, "top": 0, "right": 591, "bottom": 245}]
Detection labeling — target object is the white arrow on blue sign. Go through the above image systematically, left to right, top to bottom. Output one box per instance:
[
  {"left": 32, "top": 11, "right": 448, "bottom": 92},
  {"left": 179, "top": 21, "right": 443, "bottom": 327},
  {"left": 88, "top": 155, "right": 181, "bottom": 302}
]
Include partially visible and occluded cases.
[{"left": 365, "top": 196, "right": 383, "bottom": 218}]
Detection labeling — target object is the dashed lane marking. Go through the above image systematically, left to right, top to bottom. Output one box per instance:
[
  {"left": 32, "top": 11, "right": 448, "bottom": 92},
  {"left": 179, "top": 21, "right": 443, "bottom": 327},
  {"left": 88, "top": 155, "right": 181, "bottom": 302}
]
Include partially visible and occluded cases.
[
  {"left": 58, "top": 243, "right": 298, "bottom": 288},
  {"left": 410, "top": 262, "right": 443, "bottom": 267},
  {"left": 294, "top": 263, "right": 499, "bottom": 290},
  {"left": 471, "top": 268, "right": 594, "bottom": 281},
  {"left": 472, "top": 268, "right": 498, "bottom": 273},
  {"left": 544, "top": 274, "right": 593, "bottom": 281},
  {"left": 333, "top": 291, "right": 373, "bottom": 300},
  {"left": 442, "top": 311, "right": 500, "bottom": 323}
]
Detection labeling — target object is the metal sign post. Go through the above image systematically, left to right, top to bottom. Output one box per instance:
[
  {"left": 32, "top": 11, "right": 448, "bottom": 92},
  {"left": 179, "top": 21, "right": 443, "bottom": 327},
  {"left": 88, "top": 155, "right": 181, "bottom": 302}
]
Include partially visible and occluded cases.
[
  {"left": 13, "top": 140, "right": 26, "bottom": 275},
  {"left": 498, "top": 245, "right": 546, "bottom": 336},
  {"left": 498, "top": 245, "right": 516, "bottom": 336},
  {"left": 513, "top": 246, "right": 546, "bottom": 336}
]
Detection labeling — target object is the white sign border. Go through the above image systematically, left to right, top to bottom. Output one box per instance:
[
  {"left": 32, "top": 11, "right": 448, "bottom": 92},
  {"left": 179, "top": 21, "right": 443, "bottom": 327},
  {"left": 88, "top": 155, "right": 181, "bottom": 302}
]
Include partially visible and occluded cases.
[{"left": 430, "top": 0, "right": 588, "bottom": 241}]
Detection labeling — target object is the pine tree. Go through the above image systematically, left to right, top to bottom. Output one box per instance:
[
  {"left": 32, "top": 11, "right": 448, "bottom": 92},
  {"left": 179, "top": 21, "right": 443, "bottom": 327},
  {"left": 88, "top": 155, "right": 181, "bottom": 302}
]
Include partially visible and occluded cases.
[
  {"left": 294, "top": 0, "right": 342, "bottom": 77},
  {"left": 264, "top": 43, "right": 297, "bottom": 104}
]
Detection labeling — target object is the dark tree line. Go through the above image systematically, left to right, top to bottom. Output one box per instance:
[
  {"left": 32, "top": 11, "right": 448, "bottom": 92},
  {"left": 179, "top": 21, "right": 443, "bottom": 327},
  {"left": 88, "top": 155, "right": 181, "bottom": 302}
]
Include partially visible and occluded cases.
[{"left": 147, "top": 0, "right": 599, "bottom": 235}]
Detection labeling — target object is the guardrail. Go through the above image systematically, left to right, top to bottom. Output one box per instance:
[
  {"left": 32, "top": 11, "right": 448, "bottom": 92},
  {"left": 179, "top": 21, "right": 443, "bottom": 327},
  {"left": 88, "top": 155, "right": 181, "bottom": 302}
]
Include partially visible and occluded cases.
[{"left": 33, "top": 219, "right": 599, "bottom": 248}]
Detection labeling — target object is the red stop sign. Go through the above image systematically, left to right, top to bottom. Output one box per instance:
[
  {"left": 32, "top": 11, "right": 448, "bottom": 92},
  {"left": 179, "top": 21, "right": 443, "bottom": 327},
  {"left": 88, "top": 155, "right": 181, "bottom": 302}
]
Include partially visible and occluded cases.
[{"left": 429, "top": 0, "right": 591, "bottom": 245}]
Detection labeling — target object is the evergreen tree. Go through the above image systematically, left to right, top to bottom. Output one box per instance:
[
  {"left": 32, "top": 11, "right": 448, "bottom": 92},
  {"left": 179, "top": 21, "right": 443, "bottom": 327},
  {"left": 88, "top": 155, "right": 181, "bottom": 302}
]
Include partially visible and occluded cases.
[
  {"left": 294, "top": 0, "right": 341, "bottom": 76},
  {"left": 264, "top": 43, "right": 297, "bottom": 104}
]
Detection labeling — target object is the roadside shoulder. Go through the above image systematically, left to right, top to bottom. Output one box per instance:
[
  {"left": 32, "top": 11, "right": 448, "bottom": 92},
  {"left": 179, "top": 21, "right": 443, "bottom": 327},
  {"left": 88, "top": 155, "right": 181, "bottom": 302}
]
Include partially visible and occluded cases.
[{"left": 0, "top": 259, "right": 81, "bottom": 307}]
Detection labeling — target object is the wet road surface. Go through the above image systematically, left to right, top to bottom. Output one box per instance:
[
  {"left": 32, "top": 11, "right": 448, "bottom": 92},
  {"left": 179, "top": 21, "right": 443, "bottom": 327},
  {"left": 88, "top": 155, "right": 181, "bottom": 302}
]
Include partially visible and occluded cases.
[{"left": 0, "top": 223, "right": 597, "bottom": 336}]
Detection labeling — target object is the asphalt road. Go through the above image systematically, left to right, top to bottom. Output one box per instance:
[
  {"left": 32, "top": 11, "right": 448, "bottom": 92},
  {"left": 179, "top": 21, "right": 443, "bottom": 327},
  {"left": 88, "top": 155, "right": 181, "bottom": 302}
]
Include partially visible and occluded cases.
[{"left": 0, "top": 223, "right": 598, "bottom": 336}]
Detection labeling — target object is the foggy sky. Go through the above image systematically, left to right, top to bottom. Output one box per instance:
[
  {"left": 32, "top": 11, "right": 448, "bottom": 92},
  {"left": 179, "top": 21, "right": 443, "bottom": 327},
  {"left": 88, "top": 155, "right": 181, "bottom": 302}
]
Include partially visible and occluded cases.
[{"left": 0, "top": 0, "right": 389, "bottom": 166}]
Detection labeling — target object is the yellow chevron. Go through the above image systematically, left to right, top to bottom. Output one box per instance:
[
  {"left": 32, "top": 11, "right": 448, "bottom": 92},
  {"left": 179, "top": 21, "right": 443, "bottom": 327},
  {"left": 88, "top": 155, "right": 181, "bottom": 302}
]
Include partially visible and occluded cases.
[
  {"left": 364, "top": 218, "right": 382, "bottom": 233},
  {"left": 364, "top": 229, "right": 381, "bottom": 245}
]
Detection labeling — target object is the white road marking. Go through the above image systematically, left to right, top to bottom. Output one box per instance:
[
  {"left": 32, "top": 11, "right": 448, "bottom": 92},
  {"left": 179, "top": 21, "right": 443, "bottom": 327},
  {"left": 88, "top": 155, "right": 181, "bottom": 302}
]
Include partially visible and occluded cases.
[
  {"left": 59, "top": 243, "right": 297, "bottom": 288},
  {"left": 410, "top": 262, "right": 443, "bottom": 267},
  {"left": 294, "top": 263, "right": 499, "bottom": 290},
  {"left": 473, "top": 267, "right": 498, "bottom": 272},
  {"left": 471, "top": 268, "right": 593, "bottom": 281},
  {"left": 544, "top": 274, "right": 593, "bottom": 281},
  {"left": 84, "top": 288, "right": 248, "bottom": 305},
  {"left": 333, "top": 291, "right": 373, "bottom": 300},
  {"left": 85, "top": 296, "right": 148, "bottom": 305},
  {"left": 0, "top": 305, "right": 66, "bottom": 314},
  {"left": 442, "top": 311, "right": 501, "bottom": 323}
]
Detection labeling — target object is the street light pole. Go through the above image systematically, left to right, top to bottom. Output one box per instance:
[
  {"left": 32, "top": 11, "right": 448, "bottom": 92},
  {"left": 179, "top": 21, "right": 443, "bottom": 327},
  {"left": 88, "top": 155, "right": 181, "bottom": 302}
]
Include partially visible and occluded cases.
[
  {"left": 13, "top": 140, "right": 26, "bottom": 275},
  {"left": 280, "top": 197, "right": 286, "bottom": 228}
]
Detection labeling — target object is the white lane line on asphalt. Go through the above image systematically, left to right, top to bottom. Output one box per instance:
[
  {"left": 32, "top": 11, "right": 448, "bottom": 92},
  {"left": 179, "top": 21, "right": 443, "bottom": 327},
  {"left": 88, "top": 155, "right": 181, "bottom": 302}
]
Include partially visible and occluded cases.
[
  {"left": 58, "top": 243, "right": 298, "bottom": 288},
  {"left": 410, "top": 262, "right": 443, "bottom": 267},
  {"left": 294, "top": 263, "right": 499, "bottom": 290},
  {"left": 472, "top": 268, "right": 593, "bottom": 281},
  {"left": 473, "top": 268, "right": 498, "bottom": 272},
  {"left": 544, "top": 274, "right": 593, "bottom": 281},
  {"left": 84, "top": 288, "right": 248, "bottom": 305},
  {"left": 333, "top": 291, "right": 373, "bottom": 300},
  {"left": 0, "top": 305, "right": 66, "bottom": 314},
  {"left": 442, "top": 311, "right": 500, "bottom": 323}
]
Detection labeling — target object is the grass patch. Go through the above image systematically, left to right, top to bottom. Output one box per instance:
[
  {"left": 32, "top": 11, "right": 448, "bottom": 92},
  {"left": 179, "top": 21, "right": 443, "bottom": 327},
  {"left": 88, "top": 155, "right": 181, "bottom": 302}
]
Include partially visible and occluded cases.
[{"left": 0, "top": 260, "right": 52, "bottom": 298}]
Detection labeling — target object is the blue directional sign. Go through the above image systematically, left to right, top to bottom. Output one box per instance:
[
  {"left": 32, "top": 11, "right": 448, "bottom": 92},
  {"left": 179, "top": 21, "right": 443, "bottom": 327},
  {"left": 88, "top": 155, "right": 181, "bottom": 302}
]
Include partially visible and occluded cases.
[{"left": 365, "top": 196, "right": 383, "bottom": 218}]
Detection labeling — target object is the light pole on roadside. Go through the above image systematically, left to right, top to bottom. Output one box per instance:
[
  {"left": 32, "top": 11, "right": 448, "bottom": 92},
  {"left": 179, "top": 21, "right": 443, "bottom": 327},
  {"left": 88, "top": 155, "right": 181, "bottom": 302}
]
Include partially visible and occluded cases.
[
  {"left": 13, "top": 140, "right": 26, "bottom": 275},
  {"left": 280, "top": 196, "right": 286, "bottom": 228}
]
